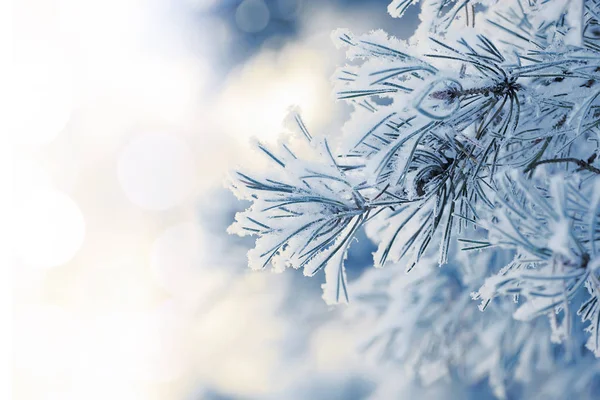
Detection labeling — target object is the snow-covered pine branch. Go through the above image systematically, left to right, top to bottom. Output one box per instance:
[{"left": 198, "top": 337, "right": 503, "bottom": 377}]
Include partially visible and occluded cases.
[{"left": 229, "top": 0, "right": 600, "bottom": 396}]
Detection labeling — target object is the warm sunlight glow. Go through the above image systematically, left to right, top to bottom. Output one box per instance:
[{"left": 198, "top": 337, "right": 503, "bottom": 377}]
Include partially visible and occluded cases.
[
  {"left": 214, "top": 47, "right": 331, "bottom": 143},
  {"left": 8, "top": 63, "right": 73, "bottom": 146},
  {"left": 117, "top": 133, "right": 198, "bottom": 210},
  {"left": 14, "top": 190, "right": 85, "bottom": 269},
  {"left": 150, "top": 222, "right": 207, "bottom": 296},
  {"left": 13, "top": 305, "right": 75, "bottom": 379}
]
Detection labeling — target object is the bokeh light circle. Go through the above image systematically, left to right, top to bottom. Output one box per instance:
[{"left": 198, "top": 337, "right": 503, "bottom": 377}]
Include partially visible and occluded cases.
[
  {"left": 235, "top": 0, "right": 270, "bottom": 33},
  {"left": 9, "top": 63, "right": 73, "bottom": 146},
  {"left": 117, "top": 133, "right": 197, "bottom": 210}
]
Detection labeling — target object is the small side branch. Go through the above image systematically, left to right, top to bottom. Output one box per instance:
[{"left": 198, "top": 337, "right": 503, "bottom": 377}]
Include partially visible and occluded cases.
[{"left": 525, "top": 158, "right": 600, "bottom": 174}]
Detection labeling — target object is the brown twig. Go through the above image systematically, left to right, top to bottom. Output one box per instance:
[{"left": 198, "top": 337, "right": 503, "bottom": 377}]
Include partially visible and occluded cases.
[{"left": 525, "top": 157, "right": 600, "bottom": 174}]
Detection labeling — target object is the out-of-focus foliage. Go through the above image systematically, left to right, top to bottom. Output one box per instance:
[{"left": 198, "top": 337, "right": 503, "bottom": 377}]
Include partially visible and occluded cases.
[{"left": 229, "top": 0, "right": 600, "bottom": 397}]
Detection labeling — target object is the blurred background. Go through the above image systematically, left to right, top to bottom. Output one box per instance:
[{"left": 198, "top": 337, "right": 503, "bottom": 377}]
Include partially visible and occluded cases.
[{"left": 9, "top": 1, "right": 419, "bottom": 399}]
